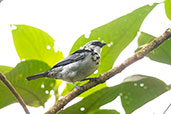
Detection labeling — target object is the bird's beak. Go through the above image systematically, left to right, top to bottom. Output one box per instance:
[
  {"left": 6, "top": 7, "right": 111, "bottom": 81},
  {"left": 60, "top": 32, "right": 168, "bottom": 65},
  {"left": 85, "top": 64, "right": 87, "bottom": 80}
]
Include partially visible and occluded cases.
[{"left": 101, "top": 42, "right": 106, "bottom": 47}]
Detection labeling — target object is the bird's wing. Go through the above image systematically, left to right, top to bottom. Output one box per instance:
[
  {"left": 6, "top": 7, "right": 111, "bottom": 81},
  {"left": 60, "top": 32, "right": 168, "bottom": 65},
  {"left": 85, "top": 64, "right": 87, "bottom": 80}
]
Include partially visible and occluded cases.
[{"left": 51, "top": 49, "right": 91, "bottom": 69}]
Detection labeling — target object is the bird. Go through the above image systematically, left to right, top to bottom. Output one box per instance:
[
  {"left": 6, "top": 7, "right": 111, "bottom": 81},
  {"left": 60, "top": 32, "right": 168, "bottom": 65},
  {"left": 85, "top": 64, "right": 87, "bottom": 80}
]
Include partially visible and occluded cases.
[{"left": 26, "top": 40, "right": 106, "bottom": 89}]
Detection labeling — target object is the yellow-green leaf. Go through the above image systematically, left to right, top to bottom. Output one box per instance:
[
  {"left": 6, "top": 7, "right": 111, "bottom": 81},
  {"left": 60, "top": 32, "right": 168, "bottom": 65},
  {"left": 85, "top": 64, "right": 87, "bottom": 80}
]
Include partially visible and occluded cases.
[
  {"left": 165, "top": 0, "right": 171, "bottom": 21},
  {"left": 12, "top": 25, "right": 63, "bottom": 67},
  {"left": 0, "top": 65, "right": 13, "bottom": 74}
]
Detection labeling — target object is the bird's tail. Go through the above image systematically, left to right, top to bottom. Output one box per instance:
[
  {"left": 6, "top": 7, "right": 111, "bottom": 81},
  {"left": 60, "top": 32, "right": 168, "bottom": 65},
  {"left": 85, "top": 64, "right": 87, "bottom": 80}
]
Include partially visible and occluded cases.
[{"left": 26, "top": 72, "right": 48, "bottom": 81}]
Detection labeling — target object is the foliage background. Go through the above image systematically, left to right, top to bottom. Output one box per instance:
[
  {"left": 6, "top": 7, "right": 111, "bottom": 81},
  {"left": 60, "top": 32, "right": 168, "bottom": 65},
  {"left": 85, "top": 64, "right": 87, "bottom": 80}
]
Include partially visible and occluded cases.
[{"left": 0, "top": 0, "right": 171, "bottom": 114}]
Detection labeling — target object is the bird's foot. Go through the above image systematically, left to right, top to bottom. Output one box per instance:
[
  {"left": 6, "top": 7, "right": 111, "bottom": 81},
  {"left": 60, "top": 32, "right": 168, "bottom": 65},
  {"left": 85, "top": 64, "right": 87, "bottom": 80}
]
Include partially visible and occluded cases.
[
  {"left": 72, "top": 82, "right": 83, "bottom": 90},
  {"left": 75, "top": 85, "right": 83, "bottom": 90}
]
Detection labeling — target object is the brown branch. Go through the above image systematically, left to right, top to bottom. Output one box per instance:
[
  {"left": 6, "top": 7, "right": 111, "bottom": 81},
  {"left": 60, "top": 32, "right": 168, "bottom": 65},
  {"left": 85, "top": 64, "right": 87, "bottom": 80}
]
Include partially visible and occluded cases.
[
  {"left": 46, "top": 28, "right": 171, "bottom": 114},
  {"left": 0, "top": 72, "right": 30, "bottom": 114}
]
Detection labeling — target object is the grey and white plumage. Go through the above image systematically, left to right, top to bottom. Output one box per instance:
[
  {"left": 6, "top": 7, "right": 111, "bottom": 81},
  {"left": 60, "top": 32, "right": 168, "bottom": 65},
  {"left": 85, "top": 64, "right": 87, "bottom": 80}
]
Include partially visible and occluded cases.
[{"left": 26, "top": 40, "right": 106, "bottom": 89}]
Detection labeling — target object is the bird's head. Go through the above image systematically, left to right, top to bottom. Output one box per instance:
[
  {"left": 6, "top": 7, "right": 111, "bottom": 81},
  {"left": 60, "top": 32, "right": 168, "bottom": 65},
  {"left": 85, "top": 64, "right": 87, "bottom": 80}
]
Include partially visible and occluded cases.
[{"left": 83, "top": 40, "right": 106, "bottom": 54}]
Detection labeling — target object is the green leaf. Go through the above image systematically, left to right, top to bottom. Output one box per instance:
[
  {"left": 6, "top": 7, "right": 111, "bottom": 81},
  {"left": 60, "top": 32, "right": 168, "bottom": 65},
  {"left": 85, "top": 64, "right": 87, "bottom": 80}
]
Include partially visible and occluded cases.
[
  {"left": 165, "top": 0, "right": 171, "bottom": 21},
  {"left": 62, "top": 4, "right": 157, "bottom": 97},
  {"left": 12, "top": 25, "right": 64, "bottom": 67},
  {"left": 138, "top": 32, "right": 171, "bottom": 65},
  {"left": 0, "top": 60, "right": 61, "bottom": 108},
  {"left": 0, "top": 65, "right": 13, "bottom": 74},
  {"left": 60, "top": 75, "right": 169, "bottom": 114},
  {"left": 121, "top": 75, "right": 169, "bottom": 114},
  {"left": 87, "top": 109, "right": 120, "bottom": 114}
]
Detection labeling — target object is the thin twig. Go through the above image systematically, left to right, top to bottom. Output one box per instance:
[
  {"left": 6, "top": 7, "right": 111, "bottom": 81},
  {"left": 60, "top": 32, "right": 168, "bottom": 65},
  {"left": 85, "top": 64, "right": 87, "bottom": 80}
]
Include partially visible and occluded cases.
[
  {"left": 46, "top": 28, "right": 171, "bottom": 114},
  {"left": 0, "top": 72, "right": 30, "bottom": 114},
  {"left": 163, "top": 102, "right": 171, "bottom": 114}
]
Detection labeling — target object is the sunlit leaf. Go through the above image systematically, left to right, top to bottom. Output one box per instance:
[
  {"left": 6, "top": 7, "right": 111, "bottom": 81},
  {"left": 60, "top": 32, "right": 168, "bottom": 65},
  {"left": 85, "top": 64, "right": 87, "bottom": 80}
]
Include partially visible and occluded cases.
[
  {"left": 165, "top": 0, "right": 171, "bottom": 21},
  {"left": 12, "top": 25, "right": 64, "bottom": 67},
  {"left": 138, "top": 32, "right": 171, "bottom": 65}
]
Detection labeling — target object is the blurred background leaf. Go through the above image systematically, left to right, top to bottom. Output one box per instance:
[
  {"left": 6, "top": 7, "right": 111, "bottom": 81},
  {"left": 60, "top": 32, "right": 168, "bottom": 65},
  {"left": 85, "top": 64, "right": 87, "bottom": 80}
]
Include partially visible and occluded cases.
[
  {"left": 165, "top": 0, "right": 171, "bottom": 21},
  {"left": 62, "top": 4, "right": 157, "bottom": 97},
  {"left": 12, "top": 25, "right": 64, "bottom": 67},
  {"left": 138, "top": 32, "right": 171, "bottom": 65},
  {"left": 0, "top": 60, "right": 61, "bottom": 108},
  {"left": 0, "top": 65, "right": 13, "bottom": 74},
  {"left": 59, "top": 75, "right": 169, "bottom": 114}
]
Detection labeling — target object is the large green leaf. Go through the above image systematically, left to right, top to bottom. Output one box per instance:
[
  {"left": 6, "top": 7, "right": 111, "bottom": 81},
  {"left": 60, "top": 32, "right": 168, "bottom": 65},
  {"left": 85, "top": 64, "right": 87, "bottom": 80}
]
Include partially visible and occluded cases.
[
  {"left": 165, "top": 0, "right": 171, "bottom": 21},
  {"left": 62, "top": 4, "right": 157, "bottom": 97},
  {"left": 12, "top": 25, "right": 63, "bottom": 67},
  {"left": 138, "top": 32, "right": 171, "bottom": 65},
  {"left": 0, "top": 60, "right": 61, "bottom": 108},
  {"left": 0, "top": 65, "right": 13, "bottom": 74},
  {"left": 59, "top": 75, "right": 169, "bottom": 114},
  {"left": 120, "top": 75, "right": 169, "bottom": 114},
  {"left": 87, "top": 109, "right": 120, "bottom": 114}
]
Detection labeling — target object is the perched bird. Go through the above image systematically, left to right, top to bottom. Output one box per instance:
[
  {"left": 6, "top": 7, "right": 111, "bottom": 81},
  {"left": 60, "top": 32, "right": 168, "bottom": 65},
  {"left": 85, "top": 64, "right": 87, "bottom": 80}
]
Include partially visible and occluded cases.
[{"left": 26, "top": 40, "right": 106, "bottom": 89}]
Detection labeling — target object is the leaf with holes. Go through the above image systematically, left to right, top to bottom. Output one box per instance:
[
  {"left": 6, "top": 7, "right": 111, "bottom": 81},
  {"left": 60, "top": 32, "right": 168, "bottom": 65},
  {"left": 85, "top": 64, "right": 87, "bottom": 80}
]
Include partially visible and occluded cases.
[
  {"left": 62, "top": 4, "right": 158, "bottom": 97},
  {"left": 12, "top": 25, "right": 64, "bottom": 67},
  {"left": 137, "top": 32, "right": 171, "bottom": 65},
  {"left": 0, "top": 60, "right": 61, "bottom": 108},
  {"left": 59, "top": 75, "right": 169, "bottom": 114},
  {"left": 120, "top": 75, "right": 169, "bottom": 114},
  {"left": 59, "top": 86, "right": 120, "bottom": 114}
]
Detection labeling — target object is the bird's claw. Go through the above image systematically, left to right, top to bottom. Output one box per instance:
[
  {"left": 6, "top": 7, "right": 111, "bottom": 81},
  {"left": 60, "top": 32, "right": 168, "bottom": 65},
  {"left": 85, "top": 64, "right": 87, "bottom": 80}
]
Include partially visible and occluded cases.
[{"left": 75, "top": 85, "right": 83, "bottom": 90}]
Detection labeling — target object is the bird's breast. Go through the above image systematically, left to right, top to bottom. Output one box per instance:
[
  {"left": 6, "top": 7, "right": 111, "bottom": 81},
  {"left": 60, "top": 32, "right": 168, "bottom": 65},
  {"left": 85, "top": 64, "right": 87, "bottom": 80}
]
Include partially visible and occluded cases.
[{"left": 77, "top": 53, "right": 100, "bottom": 77}]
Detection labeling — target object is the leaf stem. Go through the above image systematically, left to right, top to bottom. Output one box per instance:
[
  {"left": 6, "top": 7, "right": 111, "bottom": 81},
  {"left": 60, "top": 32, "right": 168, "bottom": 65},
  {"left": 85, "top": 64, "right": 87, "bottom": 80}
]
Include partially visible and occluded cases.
[{"left": 0, "top": 72, "right": 30, "bottom": 114}]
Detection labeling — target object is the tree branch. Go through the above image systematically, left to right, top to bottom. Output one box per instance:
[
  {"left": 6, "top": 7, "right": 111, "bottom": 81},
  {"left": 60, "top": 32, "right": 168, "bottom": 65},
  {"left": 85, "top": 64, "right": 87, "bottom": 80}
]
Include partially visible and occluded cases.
[
  {"left": 46, "top": 28, "right": 171, "bottom": 114},
  {"left": 0, "top": 72, "right": 30, "bottom": 114}
]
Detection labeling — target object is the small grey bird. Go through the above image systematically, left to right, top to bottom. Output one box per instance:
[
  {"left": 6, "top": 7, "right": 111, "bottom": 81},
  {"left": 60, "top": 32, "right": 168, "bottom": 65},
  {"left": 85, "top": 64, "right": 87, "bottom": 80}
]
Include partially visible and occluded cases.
[{"left": 26, "top": 40, "right": 106, "bottom": 89}]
